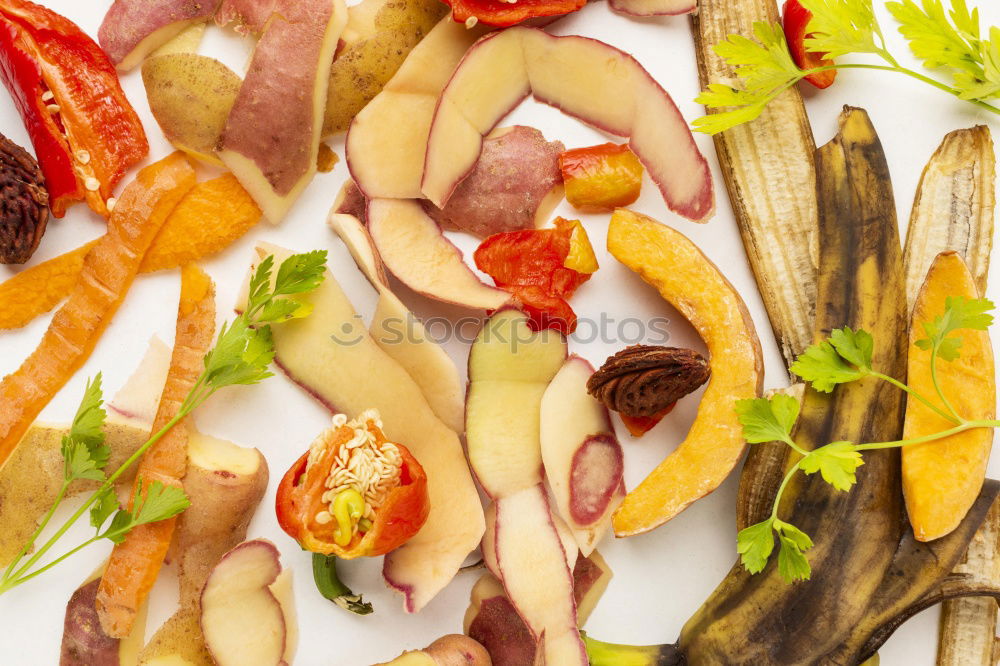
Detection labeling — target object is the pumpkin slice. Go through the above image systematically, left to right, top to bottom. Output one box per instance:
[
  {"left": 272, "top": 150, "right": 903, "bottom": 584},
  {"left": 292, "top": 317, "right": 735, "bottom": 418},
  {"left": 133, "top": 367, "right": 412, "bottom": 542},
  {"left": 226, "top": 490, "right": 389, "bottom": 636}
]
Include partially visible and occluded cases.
[
  {"left": 606, "top": 209, "right": 763, "bottom": 536},
  {"left": 902, "top": 251, "right": 996, "bottom": 541}
]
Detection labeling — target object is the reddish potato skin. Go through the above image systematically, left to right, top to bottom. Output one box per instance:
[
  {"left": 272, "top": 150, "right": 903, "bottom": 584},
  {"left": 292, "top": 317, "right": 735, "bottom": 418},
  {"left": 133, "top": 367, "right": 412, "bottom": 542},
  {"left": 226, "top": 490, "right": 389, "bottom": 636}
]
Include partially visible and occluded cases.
[
  {"left": 99, "top": 0, "right": 218, "bottom": 67},
  {"left": 426, "top": 126, "right": 565, "bottom": 239},
  {"left": 568, "top": 434, "right": 624, "bottom": 525},
  {"left": 60, "top": 579, "right": 121, "bottom": 666},
  {"left": 467, "top": 594, "right": 536, "bottom": 666}
]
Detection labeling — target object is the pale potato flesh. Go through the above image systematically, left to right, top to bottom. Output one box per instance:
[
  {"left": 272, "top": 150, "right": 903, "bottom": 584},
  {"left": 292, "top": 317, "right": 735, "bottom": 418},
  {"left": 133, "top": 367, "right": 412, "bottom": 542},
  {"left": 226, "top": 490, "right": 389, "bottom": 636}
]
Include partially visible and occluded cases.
[
  {"left": 608, "top": 0, "right": 696, "bottom": 15},
  {"left": 346, "top": 19, "right": 487, "bottom": 199},
  {"left": 422, "top": 27, "right": 714, "bottom": 222},
  {"left": 367, "top": 198, "right": 509, "bottom": 310},
  {"left": 327, "top": 212, "right": 466, "bottom": 433},
  {"left": 246, "top": 244, "right": 484, "bottom": 612},
  {"left": 466, "top": 310, "right": 567, "bottom": 497},
  {"left": 540, "top": 356, "right": 623, "bottom": 556},
  {"left": 140, "top": 433, "right": 268, "bottom": 666},
  {"left": 493, "top": 486, "right": 588, "bottom": 665},
  {"left": 200, "top": 541, "right": 287, "bottom": 666}
]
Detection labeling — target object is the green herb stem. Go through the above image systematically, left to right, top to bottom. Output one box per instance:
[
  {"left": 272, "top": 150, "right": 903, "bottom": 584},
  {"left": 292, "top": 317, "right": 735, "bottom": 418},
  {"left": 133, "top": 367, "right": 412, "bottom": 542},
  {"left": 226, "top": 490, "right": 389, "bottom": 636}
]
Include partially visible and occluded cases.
[
  {"left": 929, "top": 346, "right": 964, "bottom": 422},
  {"left": 869, "top": 370, "right": 961, "bottom": 425},
  {"left": 4, "top": 409, "right": 188, "bottom": 586},
  {"left": 856, "top": 419, "right": 1000, "bottom": 451},
  {"left": 771, "top": 458, "right": 804, "bottom": 521}
]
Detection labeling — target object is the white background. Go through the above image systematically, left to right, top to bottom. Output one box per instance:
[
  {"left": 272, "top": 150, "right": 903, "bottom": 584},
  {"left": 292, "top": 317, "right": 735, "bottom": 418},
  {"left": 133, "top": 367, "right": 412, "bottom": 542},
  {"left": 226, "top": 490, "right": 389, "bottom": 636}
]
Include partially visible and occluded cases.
[{"left": 1, "top": 1, "right": 999, "bottom": 664}]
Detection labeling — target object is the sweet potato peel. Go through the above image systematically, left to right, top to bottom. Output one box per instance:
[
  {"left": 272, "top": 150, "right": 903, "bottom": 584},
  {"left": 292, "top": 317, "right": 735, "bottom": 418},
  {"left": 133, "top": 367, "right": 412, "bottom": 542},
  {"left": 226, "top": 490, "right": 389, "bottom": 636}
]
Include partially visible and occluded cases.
[
  {"left": 0, "top": 153, "right": 196, "bottom": 470},
  {"left": 0, "top": 174, "right": 260, "bottom": 331},
  {"left": 0, "top": 240, "right": 98, "bottom": 330},
  {"left": 96, "top": 263, "right": 217, "bottom": 639}
]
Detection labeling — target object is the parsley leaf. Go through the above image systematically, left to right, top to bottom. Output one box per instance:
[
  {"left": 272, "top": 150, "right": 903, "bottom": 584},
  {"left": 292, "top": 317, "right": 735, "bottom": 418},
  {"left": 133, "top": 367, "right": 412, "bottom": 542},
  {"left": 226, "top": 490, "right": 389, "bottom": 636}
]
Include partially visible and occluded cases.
[
  {"left": 800, "top": 0, "right": 883, "bottom": 57},
  {"left": 888, "top": 0, "right": 1000, "bottom": 100},
  {"left": 693, "top": 22, "right": 803, "bottom": 135},
  {"left": 273, "top": 250, "right": 328, "bottom": 297},
  {"left": 246, "top": 255, "right": 275, "bottom": 316},
  {"left": 915, "top": 295, "right": 995, "bottom": 361},
  {"left": 829, "top": 327, "right": 874, "bottom": 371},
  {"left": 790, "top": 337, "right": 868, "bottom": 392},
  {"left": 60, "top": 375, "right": 111, "bottom": 483},
  {"left": 735, "top": 394, "right": 800, "bottom": 444},
  {"left": 62, "top": 440, "right": 108, "bottom": 483},
  {"left": 799, "top": 442, "right": 864, "bottom": 491},
  {"left": 102, "top": 479, "right": 190, "bottom": 544},
  {"left": 89, "top": 488, "right": 119, "bottom": 531},
  {"left": 737, "top": 518, "right": 776, "bottom": 574},
  {"left": 774, "top": 520, "right": 813, "bottom": 581}
]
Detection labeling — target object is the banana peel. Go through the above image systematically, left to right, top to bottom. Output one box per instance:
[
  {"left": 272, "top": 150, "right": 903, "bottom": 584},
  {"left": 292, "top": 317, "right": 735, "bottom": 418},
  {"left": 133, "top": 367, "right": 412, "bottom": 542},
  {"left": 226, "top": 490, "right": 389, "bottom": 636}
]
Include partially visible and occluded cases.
[{"left": 583, "top": 109, "right": 1000, "bottom": 665}]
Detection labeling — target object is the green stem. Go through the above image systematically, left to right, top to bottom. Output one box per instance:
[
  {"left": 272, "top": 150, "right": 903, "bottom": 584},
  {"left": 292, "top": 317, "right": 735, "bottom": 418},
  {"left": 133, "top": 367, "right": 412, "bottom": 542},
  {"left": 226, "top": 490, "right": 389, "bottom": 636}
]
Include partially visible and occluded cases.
[
  {"left": 827, "top": 62, "right": 1000, "bottom": 115},
  {"left": 929, "top": 346, "right": 964, "bottom": 422},
  {"left": 869, "top": 371, "right": 961, "bottom": 425},
  {"left": 5, "top": 408, "right": 193, "bottom": 586},
  {"left": 854, "top": 419, "right": 1000, "bottom": 451},
  {"left": 770, "top": 456, "right": 804, "bottom": 521},
  {"left": 2, "top": 480, "right": 69, "bottom": 583},
  {"left": 0, "top": 536, "right": 102, "bottom": 594}
]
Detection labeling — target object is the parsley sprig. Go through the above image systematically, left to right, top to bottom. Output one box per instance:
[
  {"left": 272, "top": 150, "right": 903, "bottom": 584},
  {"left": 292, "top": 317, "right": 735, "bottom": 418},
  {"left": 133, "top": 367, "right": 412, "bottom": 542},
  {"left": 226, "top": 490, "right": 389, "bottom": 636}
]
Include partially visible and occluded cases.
[
  {"left": 696, "top": 0, "right": 1000, "bottom": 135},
  {"left": 0, "top": 251, "right": 327, "bottom": 594},
  {"left": 736, "top": 296, "right": 999, "bottom": 582}
]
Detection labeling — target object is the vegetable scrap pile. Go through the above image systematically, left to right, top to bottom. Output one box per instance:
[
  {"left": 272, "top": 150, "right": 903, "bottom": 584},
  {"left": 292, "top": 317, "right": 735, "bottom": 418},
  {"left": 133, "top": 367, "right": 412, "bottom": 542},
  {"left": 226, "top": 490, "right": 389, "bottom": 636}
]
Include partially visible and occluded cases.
[{"left": 0, "top": 0, "right": 999, "bottom": 664}]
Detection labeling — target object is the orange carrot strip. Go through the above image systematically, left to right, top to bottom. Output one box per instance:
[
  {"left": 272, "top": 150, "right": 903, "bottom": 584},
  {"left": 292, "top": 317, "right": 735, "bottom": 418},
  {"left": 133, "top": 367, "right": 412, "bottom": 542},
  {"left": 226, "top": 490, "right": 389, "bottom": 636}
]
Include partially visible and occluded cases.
[
  {"left": 0, "top": 153, "right": 196, "bottom": 469},
  {"left": 0, "top": 173, "right": 260, "bottom": 330},
  {"left": 96, "top": 263, "right": 216, "bottom": 638}
]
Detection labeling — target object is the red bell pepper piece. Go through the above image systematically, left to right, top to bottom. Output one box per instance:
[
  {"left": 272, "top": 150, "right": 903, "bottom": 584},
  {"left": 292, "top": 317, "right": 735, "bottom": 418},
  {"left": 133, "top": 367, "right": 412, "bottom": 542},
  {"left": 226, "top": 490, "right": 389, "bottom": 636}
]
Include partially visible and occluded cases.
[
  {"left": 0, "top": 0, "right": 148, "bottom": 217},
  {"left": 443, "top": 0, "right": 586, "bottom": 27},
  {"left": 782, "top": 0, "right": 837, "bottom": 89},
  {"left": 474, "top": 217, "right": 597, "bottom": 335},
  {"left": 276, "top": 414, "right": 429, "bottom": 559}
]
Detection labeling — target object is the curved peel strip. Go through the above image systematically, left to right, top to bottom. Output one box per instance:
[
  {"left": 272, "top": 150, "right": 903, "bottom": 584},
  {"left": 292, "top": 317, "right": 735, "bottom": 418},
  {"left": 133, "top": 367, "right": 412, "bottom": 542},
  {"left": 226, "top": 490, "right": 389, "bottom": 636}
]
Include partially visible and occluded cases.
[
  {"left": 609, "top": 0, "right": 696, "bottom": 16},
  {"left": 346, "top": 18, "right": 489, "bottom": 200},
  {"left": 422, "top": 27, "right": 714, "bottom": 222},
  {"left": 0, "top": 153, "right": 196, "bottom": 470},
  {"left": 0, "top": 174, "right": 261, "bottom": 331},
  {"left": 367, "top": 198, "right": 510, "bottom": 310},
  {"left": 607, "top": 209, "right": 763, "bottom": 536},
  {"left": 327, "top": 212, "right": 465, "bottom": 433},
  {"left": 246, "top": 243, "right": 484, "bottom": 612},
  {"left": 902, "top": 252, "right": 995, "bottom": 542},
  {"left": 96, "top": 264, "right": 216, "bottom": 638},
  {"left": 540, "top": 355, "right": 623, "bottom": 555}
]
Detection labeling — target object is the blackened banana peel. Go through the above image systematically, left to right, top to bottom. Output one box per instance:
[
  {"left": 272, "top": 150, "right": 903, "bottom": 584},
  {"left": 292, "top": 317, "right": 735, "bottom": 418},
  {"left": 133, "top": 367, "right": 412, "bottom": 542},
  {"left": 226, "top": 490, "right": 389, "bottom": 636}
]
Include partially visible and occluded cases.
[{"left": 585, "top": 109, "right": 1000, "bottom": 665}]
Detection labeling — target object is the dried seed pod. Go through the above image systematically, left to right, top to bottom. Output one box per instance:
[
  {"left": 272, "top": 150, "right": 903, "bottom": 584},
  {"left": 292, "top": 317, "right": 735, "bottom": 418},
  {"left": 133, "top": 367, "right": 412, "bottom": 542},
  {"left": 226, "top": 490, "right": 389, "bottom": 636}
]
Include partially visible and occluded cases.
[
  {"left": 0, "top": 133, "right": 49, "bottom": 264},
  {"left": 587, "top": 345, "right": 710, "bottom": 417}
]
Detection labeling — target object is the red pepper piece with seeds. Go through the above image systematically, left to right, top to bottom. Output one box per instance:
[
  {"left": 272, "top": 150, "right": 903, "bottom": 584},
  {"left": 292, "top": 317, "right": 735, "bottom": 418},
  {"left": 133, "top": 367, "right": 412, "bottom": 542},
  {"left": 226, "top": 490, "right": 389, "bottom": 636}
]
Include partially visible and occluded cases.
[{"left": 0, "top": 0, "right": 148, "bottom": 217}]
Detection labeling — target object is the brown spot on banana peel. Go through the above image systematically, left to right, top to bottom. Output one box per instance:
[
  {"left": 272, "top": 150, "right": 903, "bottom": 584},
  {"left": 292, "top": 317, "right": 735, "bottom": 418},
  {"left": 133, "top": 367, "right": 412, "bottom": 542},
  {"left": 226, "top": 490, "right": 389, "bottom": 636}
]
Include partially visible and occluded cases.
[{"left": 680, "top": 108, "right": 910, "bottom": 664}]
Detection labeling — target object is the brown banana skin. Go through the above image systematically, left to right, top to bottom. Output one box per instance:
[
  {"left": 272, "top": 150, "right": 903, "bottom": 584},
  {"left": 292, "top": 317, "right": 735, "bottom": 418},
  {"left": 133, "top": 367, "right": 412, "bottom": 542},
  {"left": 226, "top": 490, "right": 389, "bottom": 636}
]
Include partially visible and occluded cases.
[{"left": 678, "top": 108, "right": 908, "bottom": 665}]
